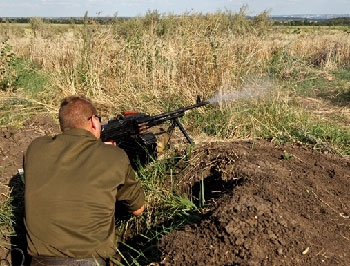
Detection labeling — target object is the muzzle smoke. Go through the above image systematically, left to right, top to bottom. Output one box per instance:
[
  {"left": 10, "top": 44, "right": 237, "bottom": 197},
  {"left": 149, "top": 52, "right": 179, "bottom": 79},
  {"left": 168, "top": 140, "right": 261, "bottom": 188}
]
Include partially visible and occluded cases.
[{"left": 206, "top": 85, "right": 269, "bottom": 104}]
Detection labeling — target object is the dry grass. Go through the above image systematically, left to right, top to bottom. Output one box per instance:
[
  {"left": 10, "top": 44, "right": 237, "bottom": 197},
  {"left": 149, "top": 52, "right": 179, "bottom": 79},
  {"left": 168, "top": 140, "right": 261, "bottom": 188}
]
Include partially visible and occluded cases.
[
  {"left": 0, "top": 14, "right": 349, "bottom": 151},
  {"left": 2, "top": 17, "right": 349, "bottom": 116}
]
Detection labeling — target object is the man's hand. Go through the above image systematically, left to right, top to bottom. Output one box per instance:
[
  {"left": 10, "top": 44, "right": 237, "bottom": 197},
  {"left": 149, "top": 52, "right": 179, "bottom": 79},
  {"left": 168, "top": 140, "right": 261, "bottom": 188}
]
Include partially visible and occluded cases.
[
  {"left": 138, "top": 122, "right": 148, "bottom": 134},
  {"left": 104, "top": 141, "right": 117, "bottom": 146},
  {"left": 132, "top": 204, "right": 145, "bottom": 216}
]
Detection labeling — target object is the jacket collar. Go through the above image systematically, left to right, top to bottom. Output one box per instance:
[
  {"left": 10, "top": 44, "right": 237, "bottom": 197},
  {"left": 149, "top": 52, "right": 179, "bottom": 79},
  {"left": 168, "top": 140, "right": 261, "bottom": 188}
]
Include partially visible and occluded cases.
[{"left": 62, "top": 128, "right": 97, "bottom": 139}]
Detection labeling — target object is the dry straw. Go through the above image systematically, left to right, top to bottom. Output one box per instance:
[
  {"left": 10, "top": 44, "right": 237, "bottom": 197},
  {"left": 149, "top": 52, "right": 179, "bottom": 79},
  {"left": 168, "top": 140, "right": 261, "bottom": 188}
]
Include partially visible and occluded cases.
[{"left": 2, "top": 14, "right": 350, "bottom": 116}]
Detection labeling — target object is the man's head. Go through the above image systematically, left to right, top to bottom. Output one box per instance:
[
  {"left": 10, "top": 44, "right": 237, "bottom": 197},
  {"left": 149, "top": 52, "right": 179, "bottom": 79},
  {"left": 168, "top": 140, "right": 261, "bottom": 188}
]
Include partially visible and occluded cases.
[{"left": 59, "top": 95, "right": 101, "bottom": 138}]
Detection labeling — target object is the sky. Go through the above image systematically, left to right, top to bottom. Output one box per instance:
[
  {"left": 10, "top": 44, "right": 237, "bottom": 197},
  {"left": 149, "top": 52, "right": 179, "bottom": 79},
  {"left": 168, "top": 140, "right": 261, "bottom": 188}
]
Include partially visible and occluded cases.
[{"left": 0, "top": 0, "right": 349, "bottom": 18}]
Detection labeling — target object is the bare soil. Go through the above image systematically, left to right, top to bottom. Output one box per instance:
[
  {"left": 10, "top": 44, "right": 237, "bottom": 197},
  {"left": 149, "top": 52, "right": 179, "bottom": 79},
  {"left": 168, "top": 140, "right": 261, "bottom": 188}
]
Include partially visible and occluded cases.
[
  {"left": 0, "top": 115, "right": 349, "bottom": 266},
  {"left": 159, "top": 140, "right": 350, "bottom": 266}
]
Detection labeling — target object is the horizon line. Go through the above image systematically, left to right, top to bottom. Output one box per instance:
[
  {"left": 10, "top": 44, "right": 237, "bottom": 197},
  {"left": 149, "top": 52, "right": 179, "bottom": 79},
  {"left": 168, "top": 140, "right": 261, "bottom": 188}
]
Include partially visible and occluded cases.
[{"left": 1, "top": 13, "right": 349, "bottom": 18}]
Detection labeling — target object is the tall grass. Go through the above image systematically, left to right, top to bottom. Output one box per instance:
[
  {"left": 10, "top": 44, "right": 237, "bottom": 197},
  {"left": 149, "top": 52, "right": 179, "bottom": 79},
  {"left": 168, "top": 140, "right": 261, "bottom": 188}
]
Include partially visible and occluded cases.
[{"left": 2, "top": 11, "right": 348, "bottom": 111}]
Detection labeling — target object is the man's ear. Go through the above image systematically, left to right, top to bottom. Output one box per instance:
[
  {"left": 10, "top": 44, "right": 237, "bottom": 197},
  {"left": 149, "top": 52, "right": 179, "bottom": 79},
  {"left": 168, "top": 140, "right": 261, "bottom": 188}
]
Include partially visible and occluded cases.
[
  {"left": 90, "top": 117, "right": 101, "bottom": 138},
  {"left": 90, "top": 117, "right": 97, "bottom": 129}
]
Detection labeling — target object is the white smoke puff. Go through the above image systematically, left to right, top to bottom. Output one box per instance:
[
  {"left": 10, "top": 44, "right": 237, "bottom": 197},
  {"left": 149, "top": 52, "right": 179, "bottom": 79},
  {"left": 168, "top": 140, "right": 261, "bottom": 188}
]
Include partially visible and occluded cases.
[{"left": 207, "top": 81, "right": 272, "bottom": 105}]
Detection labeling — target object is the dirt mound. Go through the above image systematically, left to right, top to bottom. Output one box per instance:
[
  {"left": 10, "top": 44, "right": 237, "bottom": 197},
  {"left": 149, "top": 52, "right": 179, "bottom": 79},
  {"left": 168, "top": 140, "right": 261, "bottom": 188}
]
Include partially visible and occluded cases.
[
  {"left": 0, "top": 114, "right": 59, "bottom": 186},
  {"left": 0, "top": 117, "right": 349, "bottom": 266},
  {"left": 159, "top": 141, "right": 350, "bottom": 266}
]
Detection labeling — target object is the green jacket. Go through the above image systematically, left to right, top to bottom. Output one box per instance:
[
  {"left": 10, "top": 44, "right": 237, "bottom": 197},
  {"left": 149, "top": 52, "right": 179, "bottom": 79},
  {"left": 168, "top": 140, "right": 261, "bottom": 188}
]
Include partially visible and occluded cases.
[{"left": 24, "top": 128, "right": 145, "bottom": 258}]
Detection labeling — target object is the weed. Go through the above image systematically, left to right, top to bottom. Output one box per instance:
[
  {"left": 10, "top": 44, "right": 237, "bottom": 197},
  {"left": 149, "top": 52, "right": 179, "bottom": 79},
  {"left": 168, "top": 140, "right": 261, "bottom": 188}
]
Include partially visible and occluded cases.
[
  {"left": 0, "top": 42, "right": 48, "bottom": 96},
  {"left": 281, "top": 151, "right": 293, "bottom": 160},
  {"left": 111, "top": 155, "right": 199, "bottom": 265},
  {"left": 0, "top": 184, "right": 15, "bottom": 241}
]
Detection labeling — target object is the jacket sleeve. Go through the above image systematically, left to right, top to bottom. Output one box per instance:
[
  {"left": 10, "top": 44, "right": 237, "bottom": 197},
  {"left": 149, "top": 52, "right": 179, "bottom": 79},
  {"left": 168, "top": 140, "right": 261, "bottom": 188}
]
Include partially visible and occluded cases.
[{"left": 116, "top": 165, "right": 145, "bottom": 213}]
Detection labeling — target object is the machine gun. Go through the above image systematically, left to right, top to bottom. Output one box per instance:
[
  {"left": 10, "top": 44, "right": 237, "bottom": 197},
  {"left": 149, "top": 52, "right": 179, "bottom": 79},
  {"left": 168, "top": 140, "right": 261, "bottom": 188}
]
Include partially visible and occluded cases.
[{"left": 101, "top": 96, "right": 209, "bottom": 169}]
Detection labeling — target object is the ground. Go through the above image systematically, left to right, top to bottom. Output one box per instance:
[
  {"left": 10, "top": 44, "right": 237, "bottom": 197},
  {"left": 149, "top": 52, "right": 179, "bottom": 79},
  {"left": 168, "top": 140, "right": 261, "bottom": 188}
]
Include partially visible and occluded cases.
[
  {"left": 0, "top": 115, "right": 349, "bottom": 266},
  {"left": 159, "top": 140, "right": 350, "bottom": 266}
]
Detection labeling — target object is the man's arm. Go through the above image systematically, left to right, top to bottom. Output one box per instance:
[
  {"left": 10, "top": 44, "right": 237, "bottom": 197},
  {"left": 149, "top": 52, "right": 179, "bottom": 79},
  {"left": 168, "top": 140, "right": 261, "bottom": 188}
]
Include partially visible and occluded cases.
[{"left": 116, "top": 165, "right": 145, "bottom": 215}]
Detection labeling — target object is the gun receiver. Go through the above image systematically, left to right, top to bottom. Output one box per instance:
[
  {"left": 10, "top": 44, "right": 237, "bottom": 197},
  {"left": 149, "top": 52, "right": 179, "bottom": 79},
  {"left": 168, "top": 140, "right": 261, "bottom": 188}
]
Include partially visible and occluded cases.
[
  {"left": 101, "top": 97, "right": 209, "bottom": 169},
  {"left": 137, "top": 99, "right": 209, "bottom": 143}
]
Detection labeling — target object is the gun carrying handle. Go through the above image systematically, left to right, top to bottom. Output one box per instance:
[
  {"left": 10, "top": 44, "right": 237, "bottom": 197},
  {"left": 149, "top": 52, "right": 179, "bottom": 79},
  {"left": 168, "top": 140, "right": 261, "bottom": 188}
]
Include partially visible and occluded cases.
[
  {"left": 123, "top": 110, "right": 139, "bottom": 116},
  {"left": 173, "top": 118, "right": 194, "bottom": 144}
]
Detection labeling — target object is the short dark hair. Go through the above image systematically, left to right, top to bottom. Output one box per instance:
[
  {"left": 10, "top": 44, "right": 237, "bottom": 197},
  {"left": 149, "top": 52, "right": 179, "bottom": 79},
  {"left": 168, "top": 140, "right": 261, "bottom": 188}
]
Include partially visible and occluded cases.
[{"left": 59, "top": 95, "right": 97, "bottom": 131}]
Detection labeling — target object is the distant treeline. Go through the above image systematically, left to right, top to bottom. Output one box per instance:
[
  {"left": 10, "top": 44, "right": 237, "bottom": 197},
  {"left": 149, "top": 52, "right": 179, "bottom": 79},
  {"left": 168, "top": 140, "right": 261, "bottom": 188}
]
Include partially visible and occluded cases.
[
  {"left": 1, "top": 16, "right": 350, "bottom": 26},
  {"left": 0, "top": 17, "right": 122, "bottom": 24},
  {"left": 274, "top": 17, "right": 350, "bottom": 26}
]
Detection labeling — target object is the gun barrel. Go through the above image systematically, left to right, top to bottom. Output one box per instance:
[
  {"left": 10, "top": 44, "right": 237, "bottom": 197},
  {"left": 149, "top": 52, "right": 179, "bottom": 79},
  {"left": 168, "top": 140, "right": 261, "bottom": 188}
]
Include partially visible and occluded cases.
[
  {"left": 141, "top": 100, "right": 210, "bottom": 126},
  {"left": 182, "top": 100, "right": 210, "bottom": 111}
]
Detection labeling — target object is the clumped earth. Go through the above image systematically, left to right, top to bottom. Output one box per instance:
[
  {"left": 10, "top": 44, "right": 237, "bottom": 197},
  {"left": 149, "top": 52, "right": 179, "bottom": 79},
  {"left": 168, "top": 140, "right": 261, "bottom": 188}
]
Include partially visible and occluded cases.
[
  {"left": 0, "top": 115, "right": 349, "bottom": 266},
  {"left": 160, "top": 141, "right": 350, "bottom": 266}
]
